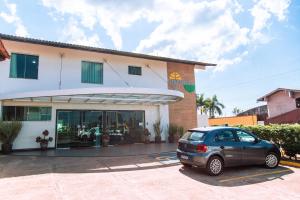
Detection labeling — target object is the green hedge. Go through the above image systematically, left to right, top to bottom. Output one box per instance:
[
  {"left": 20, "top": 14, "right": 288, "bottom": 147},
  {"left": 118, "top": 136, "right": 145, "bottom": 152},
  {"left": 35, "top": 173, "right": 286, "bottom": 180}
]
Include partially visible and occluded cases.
[{"left": 239, "top": 124, "right": 300, "bottom": 157}]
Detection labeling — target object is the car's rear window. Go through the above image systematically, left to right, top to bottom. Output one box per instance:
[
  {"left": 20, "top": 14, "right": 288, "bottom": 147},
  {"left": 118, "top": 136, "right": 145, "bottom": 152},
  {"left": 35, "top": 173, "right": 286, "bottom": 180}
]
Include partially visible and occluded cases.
[{"left": 181, "top": 131, "right": 206, "bottom": 141}]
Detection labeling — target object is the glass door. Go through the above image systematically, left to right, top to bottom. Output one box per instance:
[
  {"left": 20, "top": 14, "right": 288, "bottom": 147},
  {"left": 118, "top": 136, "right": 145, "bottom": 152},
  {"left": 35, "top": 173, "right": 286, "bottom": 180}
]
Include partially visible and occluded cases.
[
  {"left": 56, "top": 110, "right": 81, "bottom": 148},
  {"left": 56, "top": 110, "right": 103, "bottom": 148},
  {"left": 81, "top": 111, "right": 103, "bottom": 147}
]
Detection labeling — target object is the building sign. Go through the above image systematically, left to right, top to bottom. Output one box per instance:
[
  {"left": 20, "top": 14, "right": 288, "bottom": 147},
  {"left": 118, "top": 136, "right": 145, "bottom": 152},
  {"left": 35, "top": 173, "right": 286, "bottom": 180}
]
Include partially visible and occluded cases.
[{"left": 169, "top": 72, "right": 195, "bottom": 93}]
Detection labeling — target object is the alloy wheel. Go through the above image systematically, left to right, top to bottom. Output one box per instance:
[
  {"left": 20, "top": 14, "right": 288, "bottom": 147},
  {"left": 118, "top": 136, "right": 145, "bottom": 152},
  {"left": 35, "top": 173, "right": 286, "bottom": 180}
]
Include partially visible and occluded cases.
[
  {"left": 266, "top": 154, "right": 278, "bottom": 168},
  {"left": 210, "top": 158, "right": 222, "bottom": 175}
]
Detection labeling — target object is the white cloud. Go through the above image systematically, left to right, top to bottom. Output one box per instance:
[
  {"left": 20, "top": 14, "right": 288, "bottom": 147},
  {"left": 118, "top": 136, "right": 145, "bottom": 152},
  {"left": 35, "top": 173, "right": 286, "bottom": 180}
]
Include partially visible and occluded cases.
[
  {"left": 41, "top": 0, "right": 291, "bottom": 71},
  {"left": 41, "top": 0, "right": 148, "bottom": 49},
  {"left": 250, "top": 0, "right": 291, "bottom": 41},
  {"left": 0, "top": 1, "right": 29, "bottom": 37},
  {"left": 60, "top": 18, "right": 101, "bottom": 47}
]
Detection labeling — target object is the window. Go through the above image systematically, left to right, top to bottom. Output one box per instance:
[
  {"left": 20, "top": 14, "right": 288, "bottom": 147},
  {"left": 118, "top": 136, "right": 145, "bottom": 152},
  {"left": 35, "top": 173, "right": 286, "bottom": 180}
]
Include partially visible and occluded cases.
[
  {"left": 10, "top": 53, "right": 39, "bottom": 79},
  {"left": 81, "top": 61, "right": 103, "bottom": 84},
  {"left": 128, "top": 66, "right": 142, "bottom": 75},
  {"left": 296, "top": 97, "right": 300, "bottom": 108},
  {"left": 2, "top": 106, "right": 51, "bottom": 121},
  {"left": 215, "top": 130, "right": 236, "bottom": 142},
  {"left": 236, "top": 130, "right": 256, "bottom": 142},
  {"left": 181, "top": 131, "right": 206, "bottom": 141}
]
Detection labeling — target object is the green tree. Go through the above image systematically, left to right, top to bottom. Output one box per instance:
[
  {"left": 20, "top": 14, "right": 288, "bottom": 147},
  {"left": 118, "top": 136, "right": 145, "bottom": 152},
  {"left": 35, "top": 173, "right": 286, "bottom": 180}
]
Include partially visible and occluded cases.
[
  {"left": 196, "top": 94, "right": 210, "bottom": 114},
  {"left": 206, "top": 95, "right": 225, "bottom": 118},
  {"left": 232, "top": 107, "right": 243, "bottom": 116}
]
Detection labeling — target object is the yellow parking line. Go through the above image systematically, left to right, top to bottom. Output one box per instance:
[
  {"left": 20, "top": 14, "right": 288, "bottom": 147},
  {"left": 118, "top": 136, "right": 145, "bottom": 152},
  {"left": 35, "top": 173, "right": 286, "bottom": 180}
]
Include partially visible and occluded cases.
[
  {"left": 280, "top": 160, "right": 300, "bottom": 168},
  {"left": 219, "top": 169, "right": 291, "bottom": 183}
]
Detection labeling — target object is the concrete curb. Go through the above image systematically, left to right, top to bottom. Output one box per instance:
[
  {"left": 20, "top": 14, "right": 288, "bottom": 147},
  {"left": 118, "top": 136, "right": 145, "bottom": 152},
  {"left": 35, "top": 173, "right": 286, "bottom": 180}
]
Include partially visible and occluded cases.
[{"left": 280, "top": 160, "right": 300, "bottom": 168}]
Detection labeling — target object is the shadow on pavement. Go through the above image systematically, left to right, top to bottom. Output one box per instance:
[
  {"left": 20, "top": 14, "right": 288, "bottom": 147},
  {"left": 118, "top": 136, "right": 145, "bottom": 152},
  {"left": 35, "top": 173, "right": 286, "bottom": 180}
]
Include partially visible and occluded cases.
[
  {"left": 0, "top": 153, "right": 180, "bottom": 179},
  {"left": 179, "top": 165, "right": 294, "bottom": 187}
]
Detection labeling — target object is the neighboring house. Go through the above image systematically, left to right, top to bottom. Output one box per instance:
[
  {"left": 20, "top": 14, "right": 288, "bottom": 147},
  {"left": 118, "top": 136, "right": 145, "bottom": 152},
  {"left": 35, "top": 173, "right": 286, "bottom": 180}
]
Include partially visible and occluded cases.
[
  {"left": 0, "top": 33, "right": 215, "bottom": 150},
  {"left": 257, "top": 88, "right": 300, "bottom": 124},
  {"left": 238, "top": 105, "right": 268, "bottom": 121}
]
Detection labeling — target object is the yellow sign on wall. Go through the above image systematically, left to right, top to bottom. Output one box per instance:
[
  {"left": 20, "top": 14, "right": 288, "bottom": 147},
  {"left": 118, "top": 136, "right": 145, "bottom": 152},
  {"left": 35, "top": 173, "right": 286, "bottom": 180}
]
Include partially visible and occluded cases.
[
  {"left": 168, "top": 71, "right": 195, "bottom": 93},
  {"left": 169, "top": 72, "right": 182, "bottom": 80}
]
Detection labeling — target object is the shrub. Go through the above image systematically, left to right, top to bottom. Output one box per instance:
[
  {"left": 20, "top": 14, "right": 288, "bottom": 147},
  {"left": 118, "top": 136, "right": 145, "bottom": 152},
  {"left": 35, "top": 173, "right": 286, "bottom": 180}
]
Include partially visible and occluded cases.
[
  {"left": 0, "top": 121, "right": 22, "bottom": 144},
  {"left": 239, "top": 124, "right": 300, "bottom": 157}
]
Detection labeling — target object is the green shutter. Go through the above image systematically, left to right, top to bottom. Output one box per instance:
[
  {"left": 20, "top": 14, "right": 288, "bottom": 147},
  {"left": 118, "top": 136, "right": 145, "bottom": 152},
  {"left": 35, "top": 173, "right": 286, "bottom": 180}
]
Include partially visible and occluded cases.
[{"left": 81, "top": 61, "right": 103, "bottom": 84}]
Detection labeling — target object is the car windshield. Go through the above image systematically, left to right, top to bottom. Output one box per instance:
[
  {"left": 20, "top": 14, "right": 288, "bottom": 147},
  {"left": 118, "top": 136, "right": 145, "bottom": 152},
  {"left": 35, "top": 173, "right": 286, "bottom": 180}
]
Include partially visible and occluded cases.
[{"left": 181, "top": 131, "right": 206, "bottom": 141}]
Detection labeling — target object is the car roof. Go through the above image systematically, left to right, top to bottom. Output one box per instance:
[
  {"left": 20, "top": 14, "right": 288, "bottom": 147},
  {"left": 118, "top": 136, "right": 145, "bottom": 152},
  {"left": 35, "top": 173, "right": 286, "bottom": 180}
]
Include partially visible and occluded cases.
[{"left": 188, "top": 126, "right": 240, "bottom": 132}]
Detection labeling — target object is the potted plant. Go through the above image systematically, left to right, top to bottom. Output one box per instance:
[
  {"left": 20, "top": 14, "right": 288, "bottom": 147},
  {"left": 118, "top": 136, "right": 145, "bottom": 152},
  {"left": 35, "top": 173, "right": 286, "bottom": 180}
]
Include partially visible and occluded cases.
[
  {"left": 153, "top": 119, "right": 163, "bottom": 143},
  {"left": 0, "top": 121, "right": 22, "bottom": 154},
  {"left": 168, "top": 124, "right": 178, "bottom": 143},
  {"left": 178, "top": 126, "right": 185, "bottom": 139},
  {"left": 144, "top": 128, "right": 151, "bottom": 144},
  {"left": 36, "top": 130, "right": 53, "bottom": 151},
  {"left": 102, "top": 131, "right": 110, "bottom": 147}
]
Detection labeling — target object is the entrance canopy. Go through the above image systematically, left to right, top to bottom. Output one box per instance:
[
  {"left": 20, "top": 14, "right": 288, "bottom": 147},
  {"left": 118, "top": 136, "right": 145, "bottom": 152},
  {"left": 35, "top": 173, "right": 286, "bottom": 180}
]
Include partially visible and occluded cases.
[{"left": 0, "top": 87, "right": 184, "bottom": 105}]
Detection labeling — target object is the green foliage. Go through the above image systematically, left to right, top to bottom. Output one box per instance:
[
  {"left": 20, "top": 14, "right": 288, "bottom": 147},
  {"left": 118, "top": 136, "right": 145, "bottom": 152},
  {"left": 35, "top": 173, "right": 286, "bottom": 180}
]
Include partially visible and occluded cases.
[
  {"left": 196, "top": 94, "right": 225, "bottom": 117},
  {"left": 153, "top": 119, "right": 163, "bottom": 137},
  {"left": 0, "top": 121, "right": 22, "bottom": 144},
  {"left": 168, "top": 124, "right": 178, "bottom": 137},
  {"left": 239, "top": 124, "right": 300, "bottom": 156},
  {"left": 178, "top": 126, "right": 184, "bottom": 137}
]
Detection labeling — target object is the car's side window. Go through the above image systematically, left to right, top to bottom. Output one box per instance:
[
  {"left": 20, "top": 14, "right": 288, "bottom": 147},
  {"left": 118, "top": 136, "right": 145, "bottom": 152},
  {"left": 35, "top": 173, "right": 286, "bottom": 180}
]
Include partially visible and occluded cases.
[
  {"left": 215, "top": 130, "right": 236, "bottom": 142},
  {"left": 236, "top": 130, "right": 256, "bottom": 142}
]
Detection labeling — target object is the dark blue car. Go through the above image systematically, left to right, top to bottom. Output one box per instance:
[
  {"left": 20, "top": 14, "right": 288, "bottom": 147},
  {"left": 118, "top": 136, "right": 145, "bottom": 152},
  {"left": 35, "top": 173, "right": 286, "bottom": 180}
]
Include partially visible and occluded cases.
[{"left": 177, "top": 127, "right": 281, "bottom": 176}]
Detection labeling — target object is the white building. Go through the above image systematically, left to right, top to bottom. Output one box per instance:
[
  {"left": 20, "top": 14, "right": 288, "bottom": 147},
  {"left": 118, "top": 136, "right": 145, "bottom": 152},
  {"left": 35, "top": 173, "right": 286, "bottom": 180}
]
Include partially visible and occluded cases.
[{"left": 0, "top": 34, "right": 215, "bottom": 150}]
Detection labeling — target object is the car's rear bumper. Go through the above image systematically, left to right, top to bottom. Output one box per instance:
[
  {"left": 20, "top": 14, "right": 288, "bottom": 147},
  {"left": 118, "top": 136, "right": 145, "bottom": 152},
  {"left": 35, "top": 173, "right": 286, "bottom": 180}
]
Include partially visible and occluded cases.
[{"left": 176, "top": 149, "right": 209, "bottom": 168}]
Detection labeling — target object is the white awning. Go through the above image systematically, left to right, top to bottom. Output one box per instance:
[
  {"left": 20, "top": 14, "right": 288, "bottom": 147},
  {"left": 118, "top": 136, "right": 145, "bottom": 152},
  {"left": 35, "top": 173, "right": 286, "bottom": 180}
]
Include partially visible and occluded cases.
[{"left": 0, "top": 87, "right": 184, "bottom": 105}]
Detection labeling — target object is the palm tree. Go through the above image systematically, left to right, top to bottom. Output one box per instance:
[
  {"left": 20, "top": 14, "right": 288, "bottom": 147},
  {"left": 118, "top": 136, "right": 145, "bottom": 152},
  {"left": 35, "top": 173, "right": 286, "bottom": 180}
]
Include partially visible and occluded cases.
[
  {"left": 196, "top": 94, "right": 209, "bottom": 114},
  {"left": 206, "top": 95, "right": 225, "bottom": 118},
  {"left": 232, "top": 107, "right": 243, "bottom": 116}
]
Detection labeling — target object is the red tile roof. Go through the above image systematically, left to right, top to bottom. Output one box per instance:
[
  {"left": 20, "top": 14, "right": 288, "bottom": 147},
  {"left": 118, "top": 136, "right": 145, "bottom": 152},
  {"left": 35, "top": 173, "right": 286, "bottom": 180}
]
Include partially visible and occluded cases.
[{"left": 0, "top": 39, "right": 10, "bottom": 61}]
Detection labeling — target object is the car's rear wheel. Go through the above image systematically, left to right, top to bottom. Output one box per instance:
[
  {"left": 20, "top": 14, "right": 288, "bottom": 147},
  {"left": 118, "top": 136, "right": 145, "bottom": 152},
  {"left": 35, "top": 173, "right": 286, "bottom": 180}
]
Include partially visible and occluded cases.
[
  {"left": 265, "top": 152, "right": 279, "bottom": 168},
  {"left": 206, "top": 156, "right": 223, "bottom": 176},
  {"left": 181, "top": 162, "right": 192, "bottom": 167}
]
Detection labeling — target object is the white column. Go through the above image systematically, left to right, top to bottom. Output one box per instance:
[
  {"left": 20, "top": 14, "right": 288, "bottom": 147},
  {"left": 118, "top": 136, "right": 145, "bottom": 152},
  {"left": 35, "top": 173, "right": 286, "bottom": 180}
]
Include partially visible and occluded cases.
[
  {"left": 0, "top": 100, "right": 2, "bottom": 121},
  {"left": 159, "top": 104, "right": 169, "bottom": 142}
]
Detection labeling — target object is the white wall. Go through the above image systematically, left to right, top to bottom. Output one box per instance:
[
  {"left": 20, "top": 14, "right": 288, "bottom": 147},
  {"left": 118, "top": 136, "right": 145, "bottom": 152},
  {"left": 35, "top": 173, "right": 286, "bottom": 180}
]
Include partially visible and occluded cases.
[
  {"left": 0, "top": 40, "right": 168, "bottom": 94},
  {"left": 0, "top": 40, "right": 172, "bottom": 150},
  {"left": 1, "top": 101, "right": 168, "bottom": 150},
  {"left": 197, "top": 114, "right": 209, "bottom": 127}
]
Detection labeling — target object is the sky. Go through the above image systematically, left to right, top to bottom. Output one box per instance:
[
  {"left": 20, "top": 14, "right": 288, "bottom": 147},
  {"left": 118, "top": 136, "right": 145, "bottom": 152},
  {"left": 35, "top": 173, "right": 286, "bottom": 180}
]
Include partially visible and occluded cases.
[{"left": 0, "top": 0, "right": 299, "bottom": 116}]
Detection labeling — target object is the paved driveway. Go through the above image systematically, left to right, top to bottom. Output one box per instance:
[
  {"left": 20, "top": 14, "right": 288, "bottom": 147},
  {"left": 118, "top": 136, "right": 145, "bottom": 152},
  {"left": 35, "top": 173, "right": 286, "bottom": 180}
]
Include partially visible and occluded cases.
[{"left": 0, "top": 153, "right": 299, "bottom": 200}]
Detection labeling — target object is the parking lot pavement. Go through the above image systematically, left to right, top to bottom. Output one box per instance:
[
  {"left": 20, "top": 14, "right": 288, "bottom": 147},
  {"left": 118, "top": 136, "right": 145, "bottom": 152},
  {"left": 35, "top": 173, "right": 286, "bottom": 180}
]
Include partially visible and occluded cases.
[{"left": 0, "top": 154, "right": 299, "bottom": 200}]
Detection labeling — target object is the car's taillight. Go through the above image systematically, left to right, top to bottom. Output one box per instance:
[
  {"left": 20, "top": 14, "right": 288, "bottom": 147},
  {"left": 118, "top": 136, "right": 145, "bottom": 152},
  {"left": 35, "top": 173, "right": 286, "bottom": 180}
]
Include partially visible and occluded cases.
[{"left": 196, "top": 144, "right": 207, "bottom": 153}]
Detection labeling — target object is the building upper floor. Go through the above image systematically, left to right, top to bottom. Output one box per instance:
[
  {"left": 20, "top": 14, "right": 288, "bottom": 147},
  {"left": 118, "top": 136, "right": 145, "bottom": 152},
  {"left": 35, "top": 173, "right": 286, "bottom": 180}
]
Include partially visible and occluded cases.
[
  {"left": 0, "top": 34, "right": 215, "bottom": 95},
  {"left": 257, "top": 88, "right": 300, "bottom": 118}
]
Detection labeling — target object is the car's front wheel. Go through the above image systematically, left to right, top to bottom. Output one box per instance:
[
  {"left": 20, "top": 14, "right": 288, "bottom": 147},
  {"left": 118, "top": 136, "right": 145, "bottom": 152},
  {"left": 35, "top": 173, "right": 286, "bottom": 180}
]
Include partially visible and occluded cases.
[
  {"left": 265, "top": 152, "right": 279, "bottom": 168},
  {"left": 206, "top": 156, "right": 223, "bottom": 176}
]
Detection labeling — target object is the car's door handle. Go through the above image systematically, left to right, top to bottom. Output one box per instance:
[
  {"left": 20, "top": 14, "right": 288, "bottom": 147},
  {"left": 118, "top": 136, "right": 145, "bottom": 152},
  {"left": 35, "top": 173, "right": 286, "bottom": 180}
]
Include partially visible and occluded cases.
[{"left": 220, "top": 146, "right": 224, "bottom": 149}]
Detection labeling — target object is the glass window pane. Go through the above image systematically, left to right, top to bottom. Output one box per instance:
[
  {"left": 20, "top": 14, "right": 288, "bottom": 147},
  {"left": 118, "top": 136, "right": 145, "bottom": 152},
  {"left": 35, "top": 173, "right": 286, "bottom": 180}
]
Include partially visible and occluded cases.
[
  {"left": 9, "top": 53, "right": 38, "bottom": 79},
  {"left": 25, "top": 55, "right": 39, "bottom": 79},
  {"left": 81, "top": 61, "right": 103, "bottom": 84},
  {"left": 128, "top": 66, "right": 142, "bottom": 75},
  {"left": 2, "top": 106, "right": 16, "bottom": 121},
  {"left": 15, "top": 107, "right": 25, "bottom": 121},
  {"left": 26, "top": 107, "right": 40, "bottom": 121},
  {"left": 215, "top": 130, "right": 236, "bottom": 142},
  {"left": 236, "top": 130, "right": 256, "bottom": 142}
]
